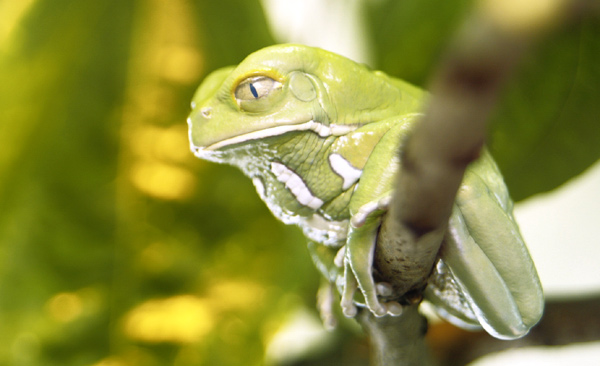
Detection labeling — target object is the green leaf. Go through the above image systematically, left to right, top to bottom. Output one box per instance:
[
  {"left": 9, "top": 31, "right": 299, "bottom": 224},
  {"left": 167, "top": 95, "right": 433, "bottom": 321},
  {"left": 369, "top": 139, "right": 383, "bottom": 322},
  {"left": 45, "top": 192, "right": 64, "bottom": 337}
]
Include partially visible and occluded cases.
[
  {"left": 193, "top": 0, "right": 275, "bottom": 74},
  {"left": 366, "top": 0, "right": 472, "bottom": 85},
  {"left": 368, "top": 0, "right": 600, "bottom": 201},
  {"left": 490, "top": 17, "right": 600, "bottom": 201}
]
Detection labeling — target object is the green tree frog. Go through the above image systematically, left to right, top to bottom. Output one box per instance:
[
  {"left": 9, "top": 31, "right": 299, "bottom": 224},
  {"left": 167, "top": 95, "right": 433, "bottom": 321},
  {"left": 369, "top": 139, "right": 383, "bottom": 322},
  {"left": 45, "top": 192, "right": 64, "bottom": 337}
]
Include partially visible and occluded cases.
[{"left": 188, "top": 44, "right": 544, "bottom": 340}]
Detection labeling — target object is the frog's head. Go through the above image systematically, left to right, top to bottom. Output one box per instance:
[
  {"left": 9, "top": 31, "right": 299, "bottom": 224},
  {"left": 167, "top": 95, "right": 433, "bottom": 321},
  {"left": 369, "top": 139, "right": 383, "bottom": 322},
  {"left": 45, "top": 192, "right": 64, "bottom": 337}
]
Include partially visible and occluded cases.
[{"left": 188, "top": 44, "right": 408, "bottom": 163}]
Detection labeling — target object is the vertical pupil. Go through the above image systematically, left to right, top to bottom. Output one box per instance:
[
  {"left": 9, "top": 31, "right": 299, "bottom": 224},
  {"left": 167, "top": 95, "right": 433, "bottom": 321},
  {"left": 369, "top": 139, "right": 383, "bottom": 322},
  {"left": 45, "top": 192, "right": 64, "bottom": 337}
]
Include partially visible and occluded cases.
[{"left": 249, "top": 83, "right": 259, "bottom": 98}]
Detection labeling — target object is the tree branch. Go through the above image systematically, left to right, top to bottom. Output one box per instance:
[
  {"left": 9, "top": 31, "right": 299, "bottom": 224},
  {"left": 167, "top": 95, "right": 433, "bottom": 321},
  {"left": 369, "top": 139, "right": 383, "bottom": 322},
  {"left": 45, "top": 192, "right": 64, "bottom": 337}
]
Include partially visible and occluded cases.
[
  {"left": 359, "top": 0, "right": 598, "bottom": 365},
  {"left": 374, "top": 5, "right": 528, "bottom": 304},
  {"left": 358, "top": 305, "right": 437, "bottom": 366}
]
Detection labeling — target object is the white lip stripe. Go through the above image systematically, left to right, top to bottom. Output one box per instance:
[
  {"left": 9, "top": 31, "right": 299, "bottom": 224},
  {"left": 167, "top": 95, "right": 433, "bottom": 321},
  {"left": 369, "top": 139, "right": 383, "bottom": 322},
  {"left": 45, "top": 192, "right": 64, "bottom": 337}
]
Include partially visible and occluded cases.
[
  {"left": 202, "top": 120, "right": 358, "bottom": 151},
  {"left": 329, "top": 153, "right": 362, "bottom": 190},
  {"left": 271, "top": 162, "right": 323, "bottom": 210}
]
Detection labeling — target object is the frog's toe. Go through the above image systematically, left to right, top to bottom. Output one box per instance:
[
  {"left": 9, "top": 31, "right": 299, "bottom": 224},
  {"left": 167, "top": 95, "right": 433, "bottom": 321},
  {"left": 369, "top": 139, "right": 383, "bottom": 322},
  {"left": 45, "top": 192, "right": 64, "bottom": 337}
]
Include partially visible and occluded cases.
[
  {"left": 377, "top": 195, "right": 392, "bottom": 210},
  {"left": 334, "top": 246, "right": 346, "bottom": 268},
  {"left": 341, "top": 265, "right": 359, "bottom": 317},
  {"left": 375, "top": 282, "right": 393, "bottom": 297},
  {"left": 374, "top": 283, "right": 403, "bottom": 316},
  {"left": 361, "top": 286, "right": 387, "bottom": 316},
  {"left": 341, "top": 294, "right": 358, "bottom": 317},
  {"left": 384, "top": 301, "right": 403, "bottom": 316},
  {"left": 371, "top": 304, "right": 387, "bottom": 317}
]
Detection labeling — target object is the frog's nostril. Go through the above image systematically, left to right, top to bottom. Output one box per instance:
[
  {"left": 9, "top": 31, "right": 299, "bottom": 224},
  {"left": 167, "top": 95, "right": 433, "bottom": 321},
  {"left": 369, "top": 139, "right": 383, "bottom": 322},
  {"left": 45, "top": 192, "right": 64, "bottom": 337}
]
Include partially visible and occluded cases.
[{"left": 201, "top": 107, "right": 212, "bottom": 118}]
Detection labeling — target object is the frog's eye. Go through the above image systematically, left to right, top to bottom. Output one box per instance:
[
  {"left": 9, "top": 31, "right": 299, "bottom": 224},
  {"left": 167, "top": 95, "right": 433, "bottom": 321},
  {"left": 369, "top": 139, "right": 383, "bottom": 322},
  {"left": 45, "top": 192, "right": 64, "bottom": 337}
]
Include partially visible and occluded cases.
[{"left": 234, "top": 76, "right": 283, "bottom": 112}]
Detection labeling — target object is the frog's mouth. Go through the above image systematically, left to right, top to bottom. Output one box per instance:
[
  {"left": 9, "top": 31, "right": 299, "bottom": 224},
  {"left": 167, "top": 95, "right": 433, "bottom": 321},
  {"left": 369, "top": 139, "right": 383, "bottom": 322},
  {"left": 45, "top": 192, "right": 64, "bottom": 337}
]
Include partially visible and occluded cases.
[{"left": 191, "top": 119, "right": 360, "bottom": 155}]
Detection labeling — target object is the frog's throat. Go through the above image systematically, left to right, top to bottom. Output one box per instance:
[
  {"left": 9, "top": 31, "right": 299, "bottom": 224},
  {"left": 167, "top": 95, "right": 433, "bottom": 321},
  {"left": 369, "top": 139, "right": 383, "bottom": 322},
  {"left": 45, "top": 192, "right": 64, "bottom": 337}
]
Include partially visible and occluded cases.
[{"left": 196, "top": 120, "right": 359, "bottom": 152}]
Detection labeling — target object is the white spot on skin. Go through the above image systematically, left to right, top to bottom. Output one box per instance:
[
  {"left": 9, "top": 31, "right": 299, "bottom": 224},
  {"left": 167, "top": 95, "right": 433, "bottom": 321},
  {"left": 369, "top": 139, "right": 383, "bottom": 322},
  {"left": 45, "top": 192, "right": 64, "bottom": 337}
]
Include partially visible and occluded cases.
[
  {"left": 328, "top": 153, "right": 362, "bottom": 190},
  {"left": 271, "top": 162, "right": 323, "bottom": 209},
  {"left": 252, "top": 177, "right": 265, "bottom": 198},
  {"left": 350, "top": 193, "right": 392, "bottom": 228},
  {"left": 351, "top": 201, "right": 378, "bottom": 228},
  {"left": 304, "top": 214, "right": 348, "bottom": 245}
]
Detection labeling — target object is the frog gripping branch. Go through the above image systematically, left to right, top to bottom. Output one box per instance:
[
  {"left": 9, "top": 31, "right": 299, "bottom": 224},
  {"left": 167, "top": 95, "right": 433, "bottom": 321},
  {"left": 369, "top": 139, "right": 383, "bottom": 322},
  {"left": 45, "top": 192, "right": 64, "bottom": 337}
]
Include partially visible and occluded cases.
[{"left": 187, "top": 44, "right": 543, "bottom": 340}]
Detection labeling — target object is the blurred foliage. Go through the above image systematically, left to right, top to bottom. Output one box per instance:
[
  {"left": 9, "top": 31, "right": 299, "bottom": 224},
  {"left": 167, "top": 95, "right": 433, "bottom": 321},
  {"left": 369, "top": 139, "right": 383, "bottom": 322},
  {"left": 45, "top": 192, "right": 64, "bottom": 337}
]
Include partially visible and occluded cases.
[
  {"left": 0, "top": 0, "right": 598, "bottom": 366},
  {"left": 366, "top": 0, "right": 600, "bottom": 201},
  {"left": 489, "top": 17, "right": 600, "bottom": 200}
]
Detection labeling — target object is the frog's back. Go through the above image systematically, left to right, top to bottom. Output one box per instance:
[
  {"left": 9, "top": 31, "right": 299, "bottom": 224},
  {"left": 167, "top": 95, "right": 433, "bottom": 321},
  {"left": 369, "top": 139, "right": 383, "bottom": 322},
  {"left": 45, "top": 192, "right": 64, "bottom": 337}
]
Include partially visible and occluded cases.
[{"left": 384, "top": 74, "right": 426, "bottom": 104}]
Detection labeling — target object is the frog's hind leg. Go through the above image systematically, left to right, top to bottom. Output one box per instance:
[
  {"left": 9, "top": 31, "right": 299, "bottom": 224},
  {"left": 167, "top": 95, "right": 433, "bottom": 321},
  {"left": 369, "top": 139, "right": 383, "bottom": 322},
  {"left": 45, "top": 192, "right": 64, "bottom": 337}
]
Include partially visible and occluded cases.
[{"left": 440, "top": 162, "right": 543, "bottom": 339}]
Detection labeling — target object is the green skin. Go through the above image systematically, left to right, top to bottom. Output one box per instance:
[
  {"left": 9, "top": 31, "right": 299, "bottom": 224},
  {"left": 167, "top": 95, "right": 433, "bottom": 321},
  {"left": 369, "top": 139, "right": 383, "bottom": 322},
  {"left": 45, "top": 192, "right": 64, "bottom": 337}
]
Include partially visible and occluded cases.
[{"left": 188, "top": 44, "right": 544, "bottom": 340}]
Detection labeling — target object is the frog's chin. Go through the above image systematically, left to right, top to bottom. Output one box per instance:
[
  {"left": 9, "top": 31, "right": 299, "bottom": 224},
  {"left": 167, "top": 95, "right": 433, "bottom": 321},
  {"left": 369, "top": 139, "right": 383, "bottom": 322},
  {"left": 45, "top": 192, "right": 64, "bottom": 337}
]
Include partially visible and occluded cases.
[
  {"left": 193, "top": 119, "right": 360, "bottom": 153},
  {"left": 189, "top": 144, "right": 222, "bottom": 162}
]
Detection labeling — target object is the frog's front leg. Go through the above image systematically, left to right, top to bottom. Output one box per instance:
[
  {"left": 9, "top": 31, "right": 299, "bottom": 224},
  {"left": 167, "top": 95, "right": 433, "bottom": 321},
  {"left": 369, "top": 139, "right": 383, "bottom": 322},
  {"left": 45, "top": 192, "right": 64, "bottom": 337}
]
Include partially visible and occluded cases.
[
  {"left": 340, "top": 117, "right": 418, "bottom": 318},
  {"left": 341, "top": 193, "right": 403, "bottom": 317},
  {"left": 317, "top": 279, "right": 338, "bottom": 329}
]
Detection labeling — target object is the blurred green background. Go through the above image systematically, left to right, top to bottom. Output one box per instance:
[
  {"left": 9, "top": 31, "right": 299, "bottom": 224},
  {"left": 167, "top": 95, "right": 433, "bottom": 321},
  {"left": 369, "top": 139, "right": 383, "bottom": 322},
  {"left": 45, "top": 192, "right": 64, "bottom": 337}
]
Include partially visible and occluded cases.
[{"left": 0, "top": 1, "right": 598, "bottom": 365}]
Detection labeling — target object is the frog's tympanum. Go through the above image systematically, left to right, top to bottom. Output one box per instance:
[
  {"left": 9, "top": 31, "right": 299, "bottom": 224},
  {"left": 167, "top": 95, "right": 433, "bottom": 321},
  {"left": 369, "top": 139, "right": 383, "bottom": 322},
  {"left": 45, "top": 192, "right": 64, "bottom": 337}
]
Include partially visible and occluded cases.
[{"left": 188, "top": 44, "right": 543, "bottom": 340}]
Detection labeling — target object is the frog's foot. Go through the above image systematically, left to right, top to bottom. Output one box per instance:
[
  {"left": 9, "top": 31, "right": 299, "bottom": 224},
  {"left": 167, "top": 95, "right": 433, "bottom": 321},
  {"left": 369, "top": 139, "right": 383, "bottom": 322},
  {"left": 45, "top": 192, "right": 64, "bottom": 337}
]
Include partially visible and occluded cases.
[
  {"left": 350, "top": 194, "right": 392, "bottom": 228},
  {"left": 339, "top": 246, "right": 388, "bottom": 317},
  {"left": 344, "top": 256, "right": 387, "bottom": 317},
  {"left": 340, "top": 266, "right": 404, "bottom": 317},
  {"left": 373, "top": 282, "right": 404, "bottom": 316},
  {"left": 376, "top": 282, "right": 404, "bottom": 316},
  {"left": 341, "top": 285, "right": 392, "bottom": 318}
]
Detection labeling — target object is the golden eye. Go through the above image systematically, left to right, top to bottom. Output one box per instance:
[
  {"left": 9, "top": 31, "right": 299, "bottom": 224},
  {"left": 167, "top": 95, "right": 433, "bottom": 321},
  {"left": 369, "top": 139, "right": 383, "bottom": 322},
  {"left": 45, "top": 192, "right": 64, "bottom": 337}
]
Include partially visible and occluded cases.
[{"left": 234, "top": 76, "right": 283, "bottom": 111}]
